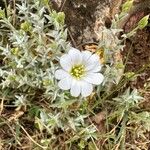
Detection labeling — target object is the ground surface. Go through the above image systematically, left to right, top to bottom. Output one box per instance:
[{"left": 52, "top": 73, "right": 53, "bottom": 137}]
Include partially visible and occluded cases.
[
  {"left": 0, "top": 0, "right": 150, "bottom": 149},
  {"left": 60, "top": 0, "right": 110, "bottom": 46},
  {"left": 124, "top": 27, "right": 150, "bottom": 89}
]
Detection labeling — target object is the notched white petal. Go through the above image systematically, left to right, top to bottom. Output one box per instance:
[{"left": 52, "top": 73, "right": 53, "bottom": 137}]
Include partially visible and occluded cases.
[
  {"left": 68, "top": 47, "right": 82, "bottom": 64},
  {"left": 82, "top": 51, "right": 92, "bottom": 62},
  {"left": 60, "top": 54, "right": 72, "bottom": 71},
  {"left": 85, "top": 54, "right": 101, "bottom": 71},
  {"left": 87, "top": 54, "right": 99, "bottom": 64},
  {"left": 89, "top": 63, "right": 102, "bottom": 73},
  {"left": 55, "top": 69, "right": 69, "bottom": 80},
  {"left": 83, "top": 73, "right": 104, "bottom": 85},
  {"left": 58, "top": 77, "right": 72, "bottom": 90},
  {"left": 70, "top": 80, "right": 81, "bottom": 97},
  {"left": 81, "top": 82, "right": 93, "bottom": 97}
]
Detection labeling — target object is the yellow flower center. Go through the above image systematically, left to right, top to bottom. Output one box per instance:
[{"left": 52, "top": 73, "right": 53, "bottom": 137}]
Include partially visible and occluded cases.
[{"left": 70, "top": 65, "right": 85, "bottom": 79}]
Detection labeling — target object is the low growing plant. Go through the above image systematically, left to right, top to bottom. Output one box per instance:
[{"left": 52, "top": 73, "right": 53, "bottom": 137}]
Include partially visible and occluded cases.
[{"left": 0, "top": 0, "right": 149, "bottom": 149}]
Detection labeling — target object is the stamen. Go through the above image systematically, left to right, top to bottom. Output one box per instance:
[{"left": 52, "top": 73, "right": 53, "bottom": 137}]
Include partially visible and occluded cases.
[{"left": 70, "top": 65, "right": 85, "bottom": 79}]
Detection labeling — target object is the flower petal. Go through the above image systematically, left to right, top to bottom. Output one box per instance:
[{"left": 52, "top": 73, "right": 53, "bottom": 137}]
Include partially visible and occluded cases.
[
  {"left": 68, "top": 47, "right": 82, "bottom": 65},
  {"left": 82, "top": 51, "right": 92, "bottom": 62},
  {"left": 60, "top": 54, "right": 72, "bottom": 71},
  {"left": 85, "top": 54, "right": 100, "bottom": 71},
  {"left": 87, "top": 54, "right": 99, "bottom": 64},
  {"left": 89, "top": 63, "right": 102, "bottom": 73},
  {"left": 55, "top": 69, "right": 70, "bottom": 80},
  {"left": 83, "top": 73, "right": 104, "bottom": 85},
  {"left": 58, "top": 77, "right": 72, "bottom": 90},
  {"left": 70, "top": 79, "right": 81, "bottom": 97},
  {"left": 81, "top": 82, "right": 93, "bottom": 97}
]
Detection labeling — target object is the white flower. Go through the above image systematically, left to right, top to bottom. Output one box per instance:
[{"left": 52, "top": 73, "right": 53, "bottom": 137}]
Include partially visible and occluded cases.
[{"left": 55, "top": 47, "right": 104, "bottom": 97}]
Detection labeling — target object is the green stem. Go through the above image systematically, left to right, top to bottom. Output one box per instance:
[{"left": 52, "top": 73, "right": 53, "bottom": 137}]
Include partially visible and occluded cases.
[{"left": 93, "top": 62, "right": 150, "bottom": 109}]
